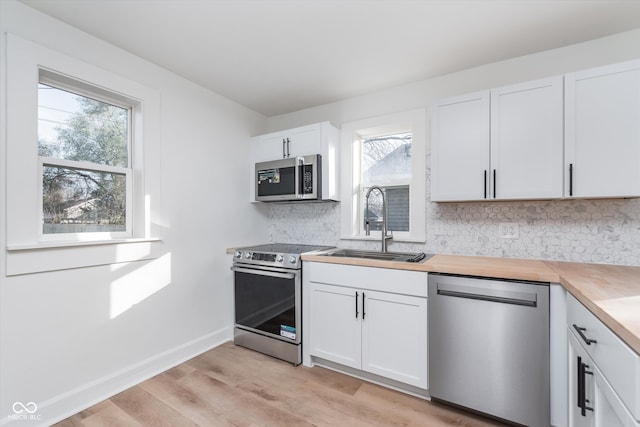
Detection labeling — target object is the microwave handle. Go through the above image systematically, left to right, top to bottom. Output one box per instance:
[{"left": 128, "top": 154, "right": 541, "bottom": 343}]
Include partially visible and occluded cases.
[{"left": 295, "top": 156, "right": 304, "bottom": 199}]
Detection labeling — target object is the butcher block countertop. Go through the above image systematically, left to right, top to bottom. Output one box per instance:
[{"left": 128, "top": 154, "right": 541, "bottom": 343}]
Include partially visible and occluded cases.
[{"left": 302, "top": 251, "right": 640, "bottom": 355}]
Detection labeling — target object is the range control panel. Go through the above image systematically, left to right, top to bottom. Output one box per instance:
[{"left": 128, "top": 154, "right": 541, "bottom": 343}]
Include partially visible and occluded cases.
[{"left": 234, "top": 250, "right": 299, "bottom": 269}]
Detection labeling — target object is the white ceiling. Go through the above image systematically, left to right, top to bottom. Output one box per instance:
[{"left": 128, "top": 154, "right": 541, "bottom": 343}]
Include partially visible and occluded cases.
[{"left": 19, "top": 0, "right": 640, "bottom": 117}]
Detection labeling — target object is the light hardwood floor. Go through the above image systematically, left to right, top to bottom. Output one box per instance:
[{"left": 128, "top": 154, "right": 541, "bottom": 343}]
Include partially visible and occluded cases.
[{"left": 55, "top": 341, "right": 506, "bottom": 426}]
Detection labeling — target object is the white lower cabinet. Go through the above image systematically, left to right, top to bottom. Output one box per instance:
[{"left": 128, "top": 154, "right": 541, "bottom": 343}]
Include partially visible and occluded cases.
[
  {"left": 305, "top": 262, "right": 428, "bottom": 390},
  {"left": 308, "top": 282, "right": 361, "bottom": 369},
  {"left": 567, "top": 294, "right": 640, "bottom": 427},
  {"left": 569, "top": 332, "right": 639, "bottom": 427}
]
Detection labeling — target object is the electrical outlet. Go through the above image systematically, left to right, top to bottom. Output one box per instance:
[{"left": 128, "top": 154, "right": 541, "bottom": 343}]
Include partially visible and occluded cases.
[{"left": 499, "top": 222, "right": 519, "bottom": 239}]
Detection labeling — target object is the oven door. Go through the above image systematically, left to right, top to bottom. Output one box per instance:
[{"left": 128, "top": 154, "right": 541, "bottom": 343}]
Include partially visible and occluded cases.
[{"left": 232, "top": 264, "right": 301, "bottom": 344}]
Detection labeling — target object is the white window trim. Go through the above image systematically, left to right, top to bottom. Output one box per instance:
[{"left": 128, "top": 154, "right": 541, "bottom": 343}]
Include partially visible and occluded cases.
[
  {"left": 4, "top": 33, "right": 163, "bottom": 275},
  {"left": 340, "top": 109, "right": 426, "bottom": 243}
]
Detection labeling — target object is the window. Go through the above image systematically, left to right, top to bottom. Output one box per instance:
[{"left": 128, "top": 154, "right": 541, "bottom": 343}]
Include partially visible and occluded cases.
[
  {"left": 5, "top": 34, "right": 162, "bottom": 275},
  {"left": 38, "top": 81, "right": 131, "bottom": 236},
  {"left": 340, "top": 110, "right": 426, "bottom": 243},
  {"left": 362, "top": 133, "right": 412, "bottom": 232}
]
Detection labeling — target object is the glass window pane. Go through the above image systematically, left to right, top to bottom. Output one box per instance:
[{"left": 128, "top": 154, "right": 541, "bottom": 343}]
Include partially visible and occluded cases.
[
  {"left": 38, "top": 83, "right": 129, "bottom": 167},
  {"left": 362, "top": 133, "right": 412, "bottom": 187},
  {"left": 42, "top": 165, "right": 126, "bottom": 234},
  {"left": 363, "top": 186, "right": 409, "bottom": 232},
  {"left": 385, "top": 186, "right": 410, "bottom": 231}
]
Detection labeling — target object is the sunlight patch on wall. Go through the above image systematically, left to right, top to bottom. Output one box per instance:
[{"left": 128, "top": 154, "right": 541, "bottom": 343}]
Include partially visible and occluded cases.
[{"left": 109, "top": 253, "right": 171, "bottom": 319}]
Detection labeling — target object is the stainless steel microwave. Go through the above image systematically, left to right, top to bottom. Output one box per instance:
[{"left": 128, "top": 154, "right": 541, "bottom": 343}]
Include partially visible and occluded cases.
[{"left": 255, "top": 155, "right": 321, "bottom": 202}]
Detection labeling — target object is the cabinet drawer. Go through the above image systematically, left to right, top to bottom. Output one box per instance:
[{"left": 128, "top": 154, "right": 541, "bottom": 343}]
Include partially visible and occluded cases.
[
  {"left": 307, "top": 262, "right": 427, "bottom": 297},
  {"left": 567, "top": 293, "right": 640, "bottom": 421}
]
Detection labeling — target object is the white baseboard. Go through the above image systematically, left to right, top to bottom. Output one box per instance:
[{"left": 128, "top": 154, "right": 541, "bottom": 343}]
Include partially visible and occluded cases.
[{"left": 2, "top": 327, "right": 232, "bottom": 427}]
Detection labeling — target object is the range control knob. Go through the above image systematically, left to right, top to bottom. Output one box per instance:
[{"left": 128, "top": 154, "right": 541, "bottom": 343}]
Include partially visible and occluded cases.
[
  {"left": 234, "top": 251, "right": 242, "bottom": 258},
  {"left": 244, "top": 251, "right": 252, "bottom": 259},
  {"left": 276, "top": 254, "right": 284, "bottom": 263},
  {"left": 289, "top": 255, "right": 298, "bottom": 265}
]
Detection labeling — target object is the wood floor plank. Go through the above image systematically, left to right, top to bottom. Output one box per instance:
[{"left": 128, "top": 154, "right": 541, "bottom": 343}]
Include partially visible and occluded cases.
[
  {"left": 55, "top": 341, "right": 508, "bottom": 427},
  {"left": 178, "top": 369, "right": 315, "bottom": 426},
  {"left": 138, "top": 371, "right": 230, "bottom": 426},
  {"left": 355, "top": 382, "right": 505, "bottom": 427},
  {"left": 110, "top": 386, "right": 199, "bottom": 427},
  {"left": 55, "top": 401, "right": 114, "bottom": 426},
  {"left": 78, "top": 402, "right": 145, "bottom": 427}
]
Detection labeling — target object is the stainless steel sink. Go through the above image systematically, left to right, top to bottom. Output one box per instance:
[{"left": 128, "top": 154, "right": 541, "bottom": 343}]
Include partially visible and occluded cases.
[{"left": 322, "top": 249, "right": 432, "bottom": 263}]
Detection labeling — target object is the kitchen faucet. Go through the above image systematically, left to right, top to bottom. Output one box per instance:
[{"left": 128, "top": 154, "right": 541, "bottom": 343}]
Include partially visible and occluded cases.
[{"left": 365, "top": 186, "right": 393, "bottom": 252}]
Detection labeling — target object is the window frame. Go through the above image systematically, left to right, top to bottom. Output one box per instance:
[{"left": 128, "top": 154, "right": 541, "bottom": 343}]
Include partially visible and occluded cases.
[
  {"left": 4, "top": 33, "right": 162, "bottom": 275},
  {"left": 37, "top": 75, "right": 135, "bottom": 241},
  {"left": 340, "top": 109, "right": 426, "bottom": 243},
  {"left": 360, "top": 131, "right": 413, "bottom": 234}
]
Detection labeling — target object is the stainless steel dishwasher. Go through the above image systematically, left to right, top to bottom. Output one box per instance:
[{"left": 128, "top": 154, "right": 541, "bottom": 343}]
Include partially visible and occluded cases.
[{"left": 428, "top": 273, "right": 549, "bottom": 427}]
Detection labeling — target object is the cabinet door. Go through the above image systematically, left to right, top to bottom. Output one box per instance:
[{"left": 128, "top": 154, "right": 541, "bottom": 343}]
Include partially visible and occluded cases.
[
  {"left": 565, "top": 60, "right": 640, "bottom": 198},
  {"left": 490, "top": 76, "right": 564, "bottom": 199},
  {"left": 431, "top": 91, "right": 490, "bottom": 201},
  {"left": 255, "top": 124, "right": 322, "bottom": 161},
  {"left": 285, "top": 124, "right": 321, "bottom": 158},
  {"left": 255, "top": 132, "right": 289, "bottom": 161},
  {"left": 307, "top": 282, "right": 361, "bottom": 369},
  {"left": 361, "top": 291, "right": 428, "bottom": 389},
  {"left": 569, "top": 332, "right": 596, "bottom": 427},
  {"left": 593, "top": 365, "right": 640, "bottom": 427}
]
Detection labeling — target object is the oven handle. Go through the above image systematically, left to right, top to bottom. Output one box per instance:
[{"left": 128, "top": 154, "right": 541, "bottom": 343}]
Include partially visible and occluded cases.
[{"left": 231, "top": 266, "right": 296, "bottom": 280}]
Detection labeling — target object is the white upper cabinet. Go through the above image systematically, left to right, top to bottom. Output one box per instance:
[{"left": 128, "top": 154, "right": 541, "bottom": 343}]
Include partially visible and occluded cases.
[
  {"left": 564, "top": 60, "right": 640, "bottom": 199},
  {"left": 431, "top": 76, "right": 563, "bottom": 202},
  {"left": 490, "top": 76, "right": 564, "bottom": 200},
  {"left": 431, "top": 91, "right": 490, "bottom": 201},
  {"left": 249, "top": 121, "right": 340, "bottom": 202},
  {"left": 254, "top": 123, "right": 328, "bottom": 161}
]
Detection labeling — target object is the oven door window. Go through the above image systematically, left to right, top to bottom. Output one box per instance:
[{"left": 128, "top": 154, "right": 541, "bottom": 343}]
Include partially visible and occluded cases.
[{"left": 234, "top": 271, "right": 299, "bottom": 342}]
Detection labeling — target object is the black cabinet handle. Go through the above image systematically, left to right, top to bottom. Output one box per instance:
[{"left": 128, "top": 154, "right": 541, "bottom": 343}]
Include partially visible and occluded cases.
[
  {"left": 286, "top": 137, "right": 291, "bottom": 158},
  {"left": 282, "top": 138, "right": 286, "bottom": 158},
  {"left": 569, "top": 163, "right": 574, "bottom": 196},
  {"left": 493, "top": 169, "right": 496, "bottom": 198},
  {"left": 483, "top": 170, "right": 487, "bottom": 199},
  {"left": 355, "top": 291, "right": 359, "bottom": 318},
  {"left": 362, "top": 292, "right": 366, "bottom": 320},
  {"left": 573, "top": 324, "right": 597, "bottom": 345},
  {"left": 577, "top": 356, "right": 594, "bottom": 416},
  {"left": 577, "top": 356, "right": 584, "bottom": 410}
]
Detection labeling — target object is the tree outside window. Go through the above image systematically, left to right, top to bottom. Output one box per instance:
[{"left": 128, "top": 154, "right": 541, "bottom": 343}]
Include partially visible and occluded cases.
[{"left": 38, "top": 83, "right": 130, "bottom": 234}]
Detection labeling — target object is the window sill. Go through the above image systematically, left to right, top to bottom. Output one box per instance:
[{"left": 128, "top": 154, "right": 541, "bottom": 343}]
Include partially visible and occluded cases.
[
  {"left": 6, "top": 237, "right": 163, "bottom": 276},
  {"left": 7, "top": 237, "right": 161, "bottom": 251}
]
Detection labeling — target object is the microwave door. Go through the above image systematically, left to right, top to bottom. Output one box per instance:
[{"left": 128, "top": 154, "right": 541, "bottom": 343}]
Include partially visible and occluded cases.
[{"left": 256, "top": 164, "right": 296, "bottom": 201}]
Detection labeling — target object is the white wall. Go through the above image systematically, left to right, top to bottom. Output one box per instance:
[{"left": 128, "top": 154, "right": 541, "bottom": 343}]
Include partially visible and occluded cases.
[
  {"left": 0, "top": 1, "right": 270, "bottom": 425},
  {"left": 265, "top": 29, "right": 640, "bottom": 266}
]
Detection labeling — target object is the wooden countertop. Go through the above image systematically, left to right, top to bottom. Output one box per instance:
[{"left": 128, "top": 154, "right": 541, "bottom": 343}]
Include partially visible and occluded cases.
[
  {"left": 302, "top": 251, "right": 640, "bottom": 355},
  {"left": 545, "top": 261, "right": 640, "bottom": 356}
]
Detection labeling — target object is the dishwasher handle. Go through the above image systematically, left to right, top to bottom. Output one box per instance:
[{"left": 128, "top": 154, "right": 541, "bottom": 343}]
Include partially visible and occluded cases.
[{"left": 437, "top": 287, "right": 537, "bottom": 307}]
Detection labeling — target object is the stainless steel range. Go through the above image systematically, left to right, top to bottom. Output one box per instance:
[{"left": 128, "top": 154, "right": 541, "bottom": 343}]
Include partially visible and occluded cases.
[{"left": 231, "top": 243, "right": 332, "bottom": 365}]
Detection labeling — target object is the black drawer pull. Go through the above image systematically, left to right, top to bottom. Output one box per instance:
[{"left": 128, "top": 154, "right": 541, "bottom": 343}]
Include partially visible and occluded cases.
[{"left": 573, "top": 324, "right": 597, "bottom": 345}]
